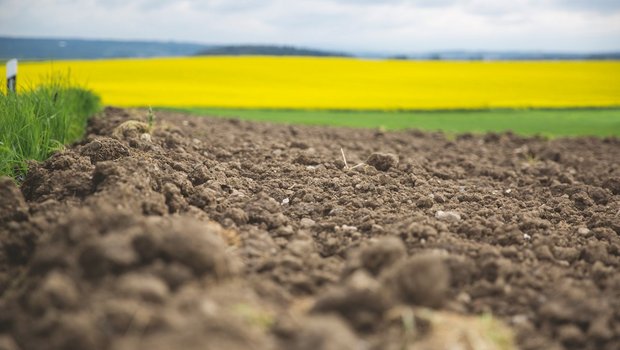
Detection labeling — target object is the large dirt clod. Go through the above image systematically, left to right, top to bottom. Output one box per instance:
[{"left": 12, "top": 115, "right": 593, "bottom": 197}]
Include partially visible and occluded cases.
[
  {"left": 366, "top": 152, "right": 399, "bottom": 171},
  {"left": 0, "top": 177, "right": 28, "bottom": 223},
  {"left": 385, "top": 253, "right": 451, "bottom": 308}
]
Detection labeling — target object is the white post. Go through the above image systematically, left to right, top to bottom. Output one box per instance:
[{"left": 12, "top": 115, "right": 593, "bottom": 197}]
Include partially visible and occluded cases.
[{"left": 6, "top": 59, "right": 17, "bottom": 93}]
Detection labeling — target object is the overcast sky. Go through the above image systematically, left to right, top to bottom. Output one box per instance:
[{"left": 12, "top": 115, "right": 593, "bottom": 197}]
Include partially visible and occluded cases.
[{"left": 1, "top": 0, "right": 619, "bottom": 53}]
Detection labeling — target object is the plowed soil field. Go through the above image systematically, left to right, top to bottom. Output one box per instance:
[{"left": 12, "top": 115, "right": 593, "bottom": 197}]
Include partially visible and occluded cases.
[{"left": 1, "top": 107, "right": 619, "bottom": 350}]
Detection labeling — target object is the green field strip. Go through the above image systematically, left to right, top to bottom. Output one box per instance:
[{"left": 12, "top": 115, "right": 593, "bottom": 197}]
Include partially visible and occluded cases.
[{"left": 157, "top": 107, "right": 620, "bottom": 138}]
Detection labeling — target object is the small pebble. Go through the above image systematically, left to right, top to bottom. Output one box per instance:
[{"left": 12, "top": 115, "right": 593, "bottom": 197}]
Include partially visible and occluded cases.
[
  {"left": 435, "top": 210, "right": 461, "bottom": 222},
  {"left": 300, "top": 218, "right": 316, "bottom": 228},
  {"left": 341, "top": 225, "right": 358, "bottom": 232},
  {"left": 577, "top": 227, "right": 590, "bottom": 235},
  {"left": 512, "top": 314, "right": 528, "bottom": 325}
]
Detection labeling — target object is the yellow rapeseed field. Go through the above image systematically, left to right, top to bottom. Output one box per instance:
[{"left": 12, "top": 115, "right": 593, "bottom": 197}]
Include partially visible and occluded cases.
[{"left": 12, "top": 57, "right": 620, "bottom": 110}]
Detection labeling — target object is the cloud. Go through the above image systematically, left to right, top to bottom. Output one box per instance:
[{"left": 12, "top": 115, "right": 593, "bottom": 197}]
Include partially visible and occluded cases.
[
  {"left": 0, "top": 0, "right": 619, "bottom": 52},
  {"left": 334, "top": 0, "right": 460, "bottom": 7},
  {"left": 554, "top": 0, "right": 620, "bottom": 13}
]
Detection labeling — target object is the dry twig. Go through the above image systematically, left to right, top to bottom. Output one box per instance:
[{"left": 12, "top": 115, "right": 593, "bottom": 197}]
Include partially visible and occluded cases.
[{"left": 340, "top": 147, "right": 349, "bottom": 169}]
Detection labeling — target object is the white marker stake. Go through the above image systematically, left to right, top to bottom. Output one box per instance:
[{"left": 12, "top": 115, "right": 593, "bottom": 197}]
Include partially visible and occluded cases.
[{"left": 6, "top": 59, "right": 17, "bottom": 93}]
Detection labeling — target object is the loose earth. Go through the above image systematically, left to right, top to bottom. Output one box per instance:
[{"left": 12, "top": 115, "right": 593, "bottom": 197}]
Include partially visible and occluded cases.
[{"left": 0, "top": 107, "right": 619, "bottom": 350}]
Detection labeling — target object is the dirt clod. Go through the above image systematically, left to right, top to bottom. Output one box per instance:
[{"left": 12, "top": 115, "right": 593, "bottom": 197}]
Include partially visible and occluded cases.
[
  {"left": 111, "top": 120, "right": 150, "bottom": 140},
  {"left": 79, "top": 137, "right": 130, "bottom": 163},
  {"left": 366, "top": 152, "right": 399, "bottom": 171},
  {"left": 0, "top": 177, "right": 28, "bottom": 223},
  {"left": 359, "top": 236, "right": 406, "bottom": 275},
  {"left": 385, "top": 253, "right": 450, "bottom": 308},
  {"left": 279, "top": 315, "right": 359, "bottom": 350}
]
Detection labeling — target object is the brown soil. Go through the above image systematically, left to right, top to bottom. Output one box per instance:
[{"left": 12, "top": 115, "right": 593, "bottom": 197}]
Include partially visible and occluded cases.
[{"left": 1, "top": 107, "right": 619, "bottom": 350}]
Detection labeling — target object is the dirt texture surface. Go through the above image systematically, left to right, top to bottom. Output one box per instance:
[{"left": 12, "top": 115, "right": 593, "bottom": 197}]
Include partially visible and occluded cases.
[{"left": 1, "top": 107, "right": 619, "bottom": 350}]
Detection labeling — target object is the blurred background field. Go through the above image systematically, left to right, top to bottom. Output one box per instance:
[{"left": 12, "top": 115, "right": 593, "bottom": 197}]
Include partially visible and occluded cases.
[
  {"left": 3, "top": 1, "right": 620, "bottom": 139},
  {"left": 10, "top": 57, "right": 620, "bottom": 137},
  {"left": 13, "top": 57, "right": 620, "bottom": 110},
  {"left": 167, "top": 107, "right": 620, "bottom": 138}
]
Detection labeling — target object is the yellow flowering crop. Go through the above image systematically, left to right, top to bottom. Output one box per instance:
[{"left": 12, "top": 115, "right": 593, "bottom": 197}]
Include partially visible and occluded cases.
[{"left": 13, "top": 57, "right": 620, "bottom": 110}]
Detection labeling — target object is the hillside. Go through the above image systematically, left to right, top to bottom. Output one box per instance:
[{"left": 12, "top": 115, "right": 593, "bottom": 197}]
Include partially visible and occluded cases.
[{"left": 0, "top": 37, "right": 209, "bottom": 60}]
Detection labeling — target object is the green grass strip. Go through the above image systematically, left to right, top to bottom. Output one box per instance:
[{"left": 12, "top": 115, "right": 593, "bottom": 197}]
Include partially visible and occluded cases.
[
  {"left": 0, "top": 78, "right": 100, "bottom": 179},
  {"left": 161, "top": 107, "right": 620, "bottom": 138}
]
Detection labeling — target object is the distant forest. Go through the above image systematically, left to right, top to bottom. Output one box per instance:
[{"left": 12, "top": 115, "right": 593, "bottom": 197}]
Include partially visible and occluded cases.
[{"left": 195, "top": 45, "right": 350, "bottom": 57}]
